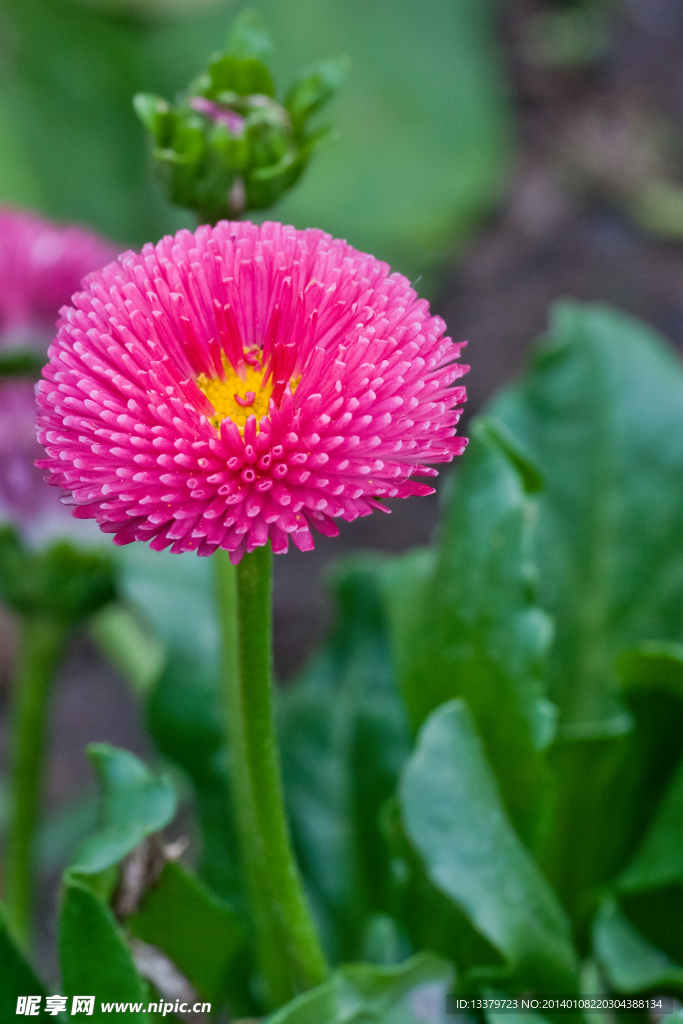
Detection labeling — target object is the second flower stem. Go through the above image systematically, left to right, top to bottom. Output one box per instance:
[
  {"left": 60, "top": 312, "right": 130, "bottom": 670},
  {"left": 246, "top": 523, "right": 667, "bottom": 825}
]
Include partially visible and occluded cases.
[
  {"left": 216, "top": 545, "right": 328, "bottom": 1009},
  {"left": 4, "top": 614, "right": 68, "bottom": 950}
]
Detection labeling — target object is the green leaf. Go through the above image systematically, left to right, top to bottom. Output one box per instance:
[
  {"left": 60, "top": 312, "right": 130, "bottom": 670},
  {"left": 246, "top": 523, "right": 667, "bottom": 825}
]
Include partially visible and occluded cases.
[
  {"left": 226, "top": 9, "right": 273, "bottom": 64},
  {"left": 207, "top": 55, "right": 275, "bottom": 99},
  {"left": 285, "top": 57, "right": 350, "bottom": 137},
  {"left": 132, "top": 94, "right": 173, "bottom": 148},
  {"left": 489, "top": 301, "right": 683, "bottom": 928},
  {"left": 490, "top": 301, "right": 683, "bottom": 733},
  {"left": 383, "top": 417, "right": 554, "bottom": 844},
  {"left": 279, "top": 556, "right": 411, "bottom": 961},
  {"left": 90, "top": 602, "right": 165, "bottom": 699},
  {"left": 616, "top": 642, "right": 683, "bottom": 700},
  {"left": 537, "top": 676, "right": 683, "bottom": 936},
  {"left": 399, "top": 700, "right": 578, "bottom": 991},
  {"left": 69, "top": 744, "right": 176, "bottom": 877},
  {"left": 619, "top": 754, "right": 683, "bottom": 893},
  {"left": 36, "top": 792, "right": 99, "bottom": 874},
  {"left": 380, "top": 798, "right": 504, "bottom": 979},
  {"left": 127, "top": 860, "right": 241, "bottom": 1004},
  {"left": 59, "top": 879, "right": 148, "bottom": 1023},
  {"left": 619, "top": 887, "right": 683, "bottom": 971},
  {"left": 593, "top": 897, "right": 683, "bottom": 994},
  {"left": 0, "top": 901, "right": 46, "bottom": 1017},
  {"left": 266, "top": 952, "right": 453, "bottom": 1024}
]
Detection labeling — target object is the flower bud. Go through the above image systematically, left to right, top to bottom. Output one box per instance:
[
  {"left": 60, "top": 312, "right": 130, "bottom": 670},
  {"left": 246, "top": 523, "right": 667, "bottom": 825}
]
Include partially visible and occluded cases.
[{"left": 134, "top": 10, "right": 349, "bottom": 223}]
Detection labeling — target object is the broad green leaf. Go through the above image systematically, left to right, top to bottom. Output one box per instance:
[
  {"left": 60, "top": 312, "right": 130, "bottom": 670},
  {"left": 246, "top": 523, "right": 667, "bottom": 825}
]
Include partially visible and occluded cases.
[
  {"left": 490, "top": 301, "right": 683, "bottom": 732},
  {"left": 490, "top": 301, "right": 683, "bottom": 932},
  {"left": 383, "top": 417, "right": 554, "bottom": 844},
  {"left": 279, "top": 556, "right": 411, "bottom": 961},
  {"left": 616, "top": 642, "right": 683, "bottom": 700},
  {"left": 609, "top": 663, "right": 683, "bottom": 956},
  {"left": 538, "top": 679, "right": 683, "bottom": 936},
  {"left": 400, "top": 700, "right": 578, "bottom": 991},
  {"left": 538, "top": 733, "right": 633, "bottom": 936},
  {"left": 69, "top": 744, "right": 176, "bottom": 876},
  {"left": 619, "top": 755, "right": 683, "bottom": 893},
  {"left": 36, "top": 793, "right": 99, "bottom": 874},
  {"left": 380, "top": 798, "right": 504, "bottom": 980},
  {"left": 127, "top": 860, "right": 241, "bottom": 1004},
  {"left": 59, "top": 879, "right": 148, "bottom": 1023},
  {"left": 619, "top": 886, "right": 683, "bottom": 971},
  {"left": 593, "top": 897, "right": 683, "bottom": 994},
  {"left": 0, "top": 902, "right": 46, "bottom": 1018},
  {"left": 266, "top": 952, "right": 453, "bottom": 1024}
]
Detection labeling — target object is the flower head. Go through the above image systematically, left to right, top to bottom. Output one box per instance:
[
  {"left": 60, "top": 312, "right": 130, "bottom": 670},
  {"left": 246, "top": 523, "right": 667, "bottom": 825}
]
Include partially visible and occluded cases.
[
  {"left": 0, "top": 207, "right": 115, "bottom": 538},
  {"left": 37, "top": 221, "right": 468, "bottom": 562}
]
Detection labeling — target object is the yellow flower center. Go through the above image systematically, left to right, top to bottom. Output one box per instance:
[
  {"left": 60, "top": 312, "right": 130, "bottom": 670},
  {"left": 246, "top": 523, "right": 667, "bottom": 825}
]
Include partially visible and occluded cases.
[{"left": 197, "top": 360, "right": 273, "bottom": 431}]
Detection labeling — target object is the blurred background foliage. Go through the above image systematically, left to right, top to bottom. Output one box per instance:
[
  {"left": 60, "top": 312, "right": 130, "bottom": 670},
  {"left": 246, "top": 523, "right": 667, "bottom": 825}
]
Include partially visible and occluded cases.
[{"left": 0, "top": 0, "right": 511, "bottom": 292}]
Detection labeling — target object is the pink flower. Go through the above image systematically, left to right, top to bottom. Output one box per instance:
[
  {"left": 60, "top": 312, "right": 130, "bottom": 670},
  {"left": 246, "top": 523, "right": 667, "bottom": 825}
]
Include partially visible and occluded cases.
[
  {"left": 0, "top": 206, "right": 117, "bottom": 347},
  {"left": 0, "top": 207, "right": 116, "bottom": 538},
  {"left": 36, "top": 221, "right": 468, "bottom": 562}
]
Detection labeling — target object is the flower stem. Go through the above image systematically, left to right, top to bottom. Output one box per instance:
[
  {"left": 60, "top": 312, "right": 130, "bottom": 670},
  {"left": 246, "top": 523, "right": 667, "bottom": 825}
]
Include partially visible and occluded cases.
[
  {"left": 215, "top": 545, "right": 328, "bottom": 1008},
  {"left": 4, "top": 614, "right": 68, "bottom": 950}
]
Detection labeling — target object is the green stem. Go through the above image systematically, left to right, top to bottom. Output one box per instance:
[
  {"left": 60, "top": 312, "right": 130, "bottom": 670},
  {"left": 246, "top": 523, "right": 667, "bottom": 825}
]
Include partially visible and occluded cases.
[
  {"left": 216, "top": 545, "right": 328, "bottom": 1008},
  {"left": 4, "top": 615, "right": 68, "bottom": 949}
]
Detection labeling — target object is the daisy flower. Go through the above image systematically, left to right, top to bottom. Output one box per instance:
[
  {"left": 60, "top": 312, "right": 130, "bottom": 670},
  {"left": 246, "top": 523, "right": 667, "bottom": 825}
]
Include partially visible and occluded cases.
[
  {"left": 0, "top": 207, "right": 116, "bottom": 537},
  {"left": 0, "top": 207, "right": 117, "bottom": 347},
  {"left": 36, "top": 221, "right": 468, "bottom": 562}
]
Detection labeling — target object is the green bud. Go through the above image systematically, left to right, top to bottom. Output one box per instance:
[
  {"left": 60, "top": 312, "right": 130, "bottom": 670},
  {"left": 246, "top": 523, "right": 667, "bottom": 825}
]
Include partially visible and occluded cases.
[{"left": 134, "top": 9, "right": 348, "bottom": 224}]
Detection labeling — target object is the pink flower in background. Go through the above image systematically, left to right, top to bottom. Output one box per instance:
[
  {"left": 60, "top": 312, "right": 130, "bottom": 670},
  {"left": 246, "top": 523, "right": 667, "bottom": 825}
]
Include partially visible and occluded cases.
[
  {"left": 0, "top": 207, "right": 116, "bottom": 537},
  {"left": 0, "top": 207, "right": 117, "bottom": 346},
  {"left": 37, "top": 221, "right": 468, "bottom": 562}
]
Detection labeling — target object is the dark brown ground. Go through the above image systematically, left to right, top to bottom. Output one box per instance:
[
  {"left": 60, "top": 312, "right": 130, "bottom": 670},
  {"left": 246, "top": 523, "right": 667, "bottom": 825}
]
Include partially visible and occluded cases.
[{"left": 3, "top": 0, "right": 683, "bottom": 980}]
